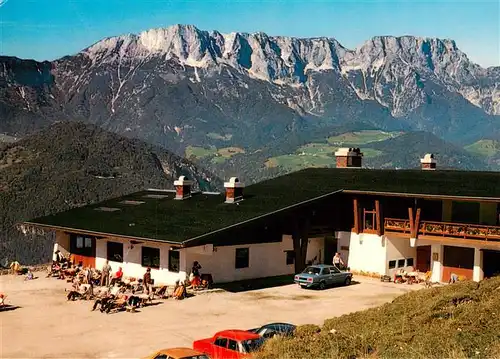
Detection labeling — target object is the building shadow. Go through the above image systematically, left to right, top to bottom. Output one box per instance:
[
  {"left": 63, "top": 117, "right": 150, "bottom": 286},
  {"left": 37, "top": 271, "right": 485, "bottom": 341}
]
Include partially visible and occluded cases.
[{"left": 215, "top": 275, "right": 295, "bottom": 293}]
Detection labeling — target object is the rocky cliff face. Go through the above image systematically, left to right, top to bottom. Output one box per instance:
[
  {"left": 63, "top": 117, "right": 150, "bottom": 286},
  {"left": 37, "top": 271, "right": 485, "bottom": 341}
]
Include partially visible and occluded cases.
[{"left": 1, "top": 24, "right": 499, "bottom": 151}]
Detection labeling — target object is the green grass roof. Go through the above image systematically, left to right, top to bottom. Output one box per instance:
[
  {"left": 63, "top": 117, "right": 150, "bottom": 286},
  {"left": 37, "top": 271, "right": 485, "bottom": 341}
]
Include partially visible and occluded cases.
[{"left": 27, "top": 168, "right": 500, "bottom": 244}]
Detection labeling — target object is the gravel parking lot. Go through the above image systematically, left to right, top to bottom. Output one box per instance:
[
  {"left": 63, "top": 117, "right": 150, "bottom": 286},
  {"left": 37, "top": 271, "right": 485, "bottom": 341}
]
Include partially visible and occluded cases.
[{"left": 0, "top": 275, "right": 420, "bottom": 358}]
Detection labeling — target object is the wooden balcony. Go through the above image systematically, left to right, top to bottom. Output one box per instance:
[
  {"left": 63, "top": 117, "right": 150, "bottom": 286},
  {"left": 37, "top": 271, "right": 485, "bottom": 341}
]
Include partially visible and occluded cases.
[{"left": 384, "top": 218, "right": 500, "bottom": 241}]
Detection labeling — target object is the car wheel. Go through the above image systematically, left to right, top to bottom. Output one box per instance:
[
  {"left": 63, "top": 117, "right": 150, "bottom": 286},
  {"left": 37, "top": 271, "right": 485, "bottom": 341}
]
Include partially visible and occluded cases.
[
  {"left": 344, "top": 277, "right": 352, "bottom": 286},
  {"left": 319, "top": 281, "right": 326, "bottom": 290}
]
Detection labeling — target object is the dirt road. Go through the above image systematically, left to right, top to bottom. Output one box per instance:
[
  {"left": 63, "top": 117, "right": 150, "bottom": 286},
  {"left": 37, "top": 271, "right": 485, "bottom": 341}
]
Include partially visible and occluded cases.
[{"left": 0, "top": 275, "right": 419, "bottom": 358}]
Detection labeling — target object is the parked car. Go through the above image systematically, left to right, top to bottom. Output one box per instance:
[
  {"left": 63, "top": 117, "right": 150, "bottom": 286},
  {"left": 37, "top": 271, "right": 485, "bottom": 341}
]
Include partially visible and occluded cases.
[
  {"left": 294, "top": 264, "right": 353, "bottom": 289},
  {"left": 248, "top": 322, "right": 296, "bottom": 339},
  {"left": 193, "top": 329, "right": 265, "bottom": 359},
  {"left": 143, "top": 347, "right": 209, "bottom": 359}
]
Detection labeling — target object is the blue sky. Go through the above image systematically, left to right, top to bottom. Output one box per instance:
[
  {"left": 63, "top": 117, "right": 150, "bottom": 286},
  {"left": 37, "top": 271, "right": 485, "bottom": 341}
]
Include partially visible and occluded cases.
[{"left": 0, "top": 0, "right": 498, "bottom": 67}]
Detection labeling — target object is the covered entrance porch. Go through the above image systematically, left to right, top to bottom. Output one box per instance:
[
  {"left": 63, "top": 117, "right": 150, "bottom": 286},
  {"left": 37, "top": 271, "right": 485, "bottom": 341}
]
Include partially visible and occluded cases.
[{"left": 415, "top": 236, "right": 500, "bottom": 283}]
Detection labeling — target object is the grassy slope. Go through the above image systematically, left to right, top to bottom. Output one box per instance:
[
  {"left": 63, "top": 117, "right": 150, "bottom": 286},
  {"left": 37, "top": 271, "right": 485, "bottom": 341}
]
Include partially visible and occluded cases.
[
  {"left": 264, "top": 130, "right": 489, "bottom": 172},
  {"left": 265, "top": 130, "right": 392, "bottom": 171},
  {"left": 327, "top": 130, "right": 402, "bottom": 145},
  {"left": 464, "top": 140, "right": 500, "bottom": 170},
  {"left": 465, "top": 140, "right": 500, "bottom": 157},
  {"left": 257, "top": 277, "right": 500, "bottom": 359}
]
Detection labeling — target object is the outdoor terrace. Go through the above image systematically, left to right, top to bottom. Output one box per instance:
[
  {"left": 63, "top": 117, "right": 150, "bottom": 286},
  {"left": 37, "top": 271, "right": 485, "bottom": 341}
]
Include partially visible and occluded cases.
[{"left": 384, "top": 218, "right": 500, "bottom": 242}]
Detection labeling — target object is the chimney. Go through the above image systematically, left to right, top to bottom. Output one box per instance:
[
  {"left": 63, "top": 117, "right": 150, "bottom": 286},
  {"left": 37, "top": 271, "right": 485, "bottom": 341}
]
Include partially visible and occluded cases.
[
  {"left": 334, "top": 148, "right": 363, "bottom": 168},
  {"left": 420, "top": 153, "right": 437, "bottom": 170},
  {"left": 174, "top": 176, "right": 194, "bottom": 200},
  {"left": 224, "top": 177, "right": 244, "bottom": 203}
]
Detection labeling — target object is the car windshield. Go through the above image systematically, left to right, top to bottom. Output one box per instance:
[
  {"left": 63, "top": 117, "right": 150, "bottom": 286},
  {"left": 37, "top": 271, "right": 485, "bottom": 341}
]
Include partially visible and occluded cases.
[
  {"left": 302, "top": 266, "right": 321, "bottom": 275},
  {"left": 241, "top": 338, "right": 265, "bottom": 353},
  {"left": 183, "top": 356, "right": 209, "bottom": 359}
]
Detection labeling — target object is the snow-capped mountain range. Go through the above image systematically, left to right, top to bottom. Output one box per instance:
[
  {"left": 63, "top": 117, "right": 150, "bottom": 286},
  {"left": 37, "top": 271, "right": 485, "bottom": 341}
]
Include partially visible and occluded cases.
[{"left": 1, "top": 24, "right": 499, "bottom": 154}]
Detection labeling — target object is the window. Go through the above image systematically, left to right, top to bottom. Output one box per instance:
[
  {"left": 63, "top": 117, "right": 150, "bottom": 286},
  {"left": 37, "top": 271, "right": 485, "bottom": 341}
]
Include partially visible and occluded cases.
[
  {"left": 452, "top": 201, "right": 480, "bottom": 224},
  {"left": 363, "top": 209, "right": 377, "bottom": 231},
  {"left": 70, "top": 234, "right": 95, "bottom": 257},
  {"left": 107, "top": 242, "right": 123, "bottom": 262},
  {"left": 142, "top": 247, "right": 160, "bottom": 269},
  {"left": 235, "top": 248, "right": 249, "bottom": 269},
  {"left": 168, "top": 249, "right": 179, "bottom": 272},
  {"left": 285, "top": 250, "right": 295, "bottom": 265},
  {"left": 406, "top": 258, "right": 414, "bottom": 267},
  {"left": 397, "top": 259, "right": 405, "bottom": 268},
  {"left": 388, "top": 260, "right": 396, "bottom": 269},
  {"left": 330, "top": 266, "right": 341, "bottom": 273},
  {"left": 322, "top": 268, "right": 331, "bottom": 275},
  {"left": 262, "top": 330, "right": 277, "bottom": 339},
  {"left": 214, "top": 337, "right": 227, "bottom": 348},
  {"left": 228, "top": 339, "right": 238, "bottom": 351},
  {"left": 153, "top": 355, "right": 168, "bottom": 359}
]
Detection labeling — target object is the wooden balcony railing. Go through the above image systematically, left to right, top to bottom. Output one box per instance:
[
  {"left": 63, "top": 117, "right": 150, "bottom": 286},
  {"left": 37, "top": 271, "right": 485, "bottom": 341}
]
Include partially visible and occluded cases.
[
  {"left": 384, "top": 218, "right": 500, "bottom": 241},
  {"left": 384, "top": 218, "right": 411, "bottom": 234}
]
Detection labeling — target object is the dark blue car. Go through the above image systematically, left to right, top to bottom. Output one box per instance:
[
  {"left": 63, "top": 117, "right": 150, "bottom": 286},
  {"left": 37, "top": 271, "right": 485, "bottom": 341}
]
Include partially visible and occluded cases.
[{"left": 248, "top": 323, "right": 296, "bottom": 339}]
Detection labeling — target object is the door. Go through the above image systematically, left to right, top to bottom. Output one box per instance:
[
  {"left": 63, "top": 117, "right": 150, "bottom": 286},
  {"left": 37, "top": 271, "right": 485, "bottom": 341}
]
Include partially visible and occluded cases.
[
  {"left": 69, "top": 234, "right": 96, "bottom": 268},
  {"left": 324, "top": 236, "right": 337, "bottom": 265},
  {"left": 416, "top": 245, "right": 432, "bottom": 272},
  {"left": 442, "top": 246, "right": 474, "bottom": 282},
  {"left": 483, "top": 250, "right": 500, "bottom": 278},
  {"left": 329, "top": 266, "right": 343, "bottom": 284},
  {"left": 321, "top": 267, "right": 333, "bottom": 285},
  {"left": 214, "top": 337, "right": 239, "bottom": 359},
  {"left": 226, "top": 339, "right": 240, "bottom": 359}
]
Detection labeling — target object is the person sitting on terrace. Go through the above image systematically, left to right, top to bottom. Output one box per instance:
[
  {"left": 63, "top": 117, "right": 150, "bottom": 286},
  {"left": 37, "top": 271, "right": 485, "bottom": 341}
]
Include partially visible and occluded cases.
[
  {"left": 10, "top": 261, "right": 23, "bottom": 275},
  {"left": 46, "top": 262, "right": 56, "bottom": 277},
  {"left": 63, "top": 264, "right": 79, "bottom": 278},
  {"left": 110, "top": 267, "right": 123, "bottom": 286},
  {"left": 24, "top": 268, "right": 34, "bottom": 281},
  {"left": 173, "top": 280, "right": 186, "bottom": 300},
  {"left": 67, "top": 282, "right": 92, "bottom": 301},
  {"left": 91, "top": 286, "right": 113, "bottom": 312},
  {"left": 100, "top": 287, "right": 128, "bottom": 313}
]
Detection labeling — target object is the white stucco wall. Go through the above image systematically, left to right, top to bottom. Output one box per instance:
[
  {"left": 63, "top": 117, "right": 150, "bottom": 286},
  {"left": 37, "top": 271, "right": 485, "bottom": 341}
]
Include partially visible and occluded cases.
[
  {"left": 340, "top": 231, "right": 387, "bottom": 275},
  {"left": 337, "top": 233, "right": 351, "bottom": 265},
  {"left": 63, "top": 234, "right": 326, "bottom": 285},
  {"left": 184, "top": 235, "right": 324, "bottom": 284},
  {"left": 386, "top": 235, "right": 417, "bottom": 274},
  {"left": 304, "top": 236, "right": 324, "bottom": 264},
  {"left": 94, "top": 237, "right": 188, "bottom": 286},
  {"left": 473, "top": 247, "right": 484, "bottom": 282}
]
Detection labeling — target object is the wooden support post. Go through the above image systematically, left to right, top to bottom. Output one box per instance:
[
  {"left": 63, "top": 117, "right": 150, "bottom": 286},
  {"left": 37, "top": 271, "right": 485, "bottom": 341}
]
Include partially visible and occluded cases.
[
  {"left": 353, "top": 198, "right": 360, "bottom": 234},
  {"left": 375, "top": 200, "right": 383, "bottom": 236},
  {"left": 408, "top": 207, "right": 415, "bottom": 236},
  {"left": 414, "top": 208, "right": 421, "bottom": 239},
  {"left": 292, "top": 216, "right": 311, "bottom": 273},
  {"left": 299, "top": 218, "right": 311, "bottom": 271},
  {"left": 292, "top": 222, "right": 302, "bottom": 273}
]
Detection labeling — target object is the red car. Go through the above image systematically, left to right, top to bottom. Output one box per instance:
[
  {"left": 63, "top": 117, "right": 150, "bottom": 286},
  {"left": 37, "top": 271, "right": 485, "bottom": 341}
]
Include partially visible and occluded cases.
[{"left": 193, "top": 330, "right": 265, "bottom": 359}]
